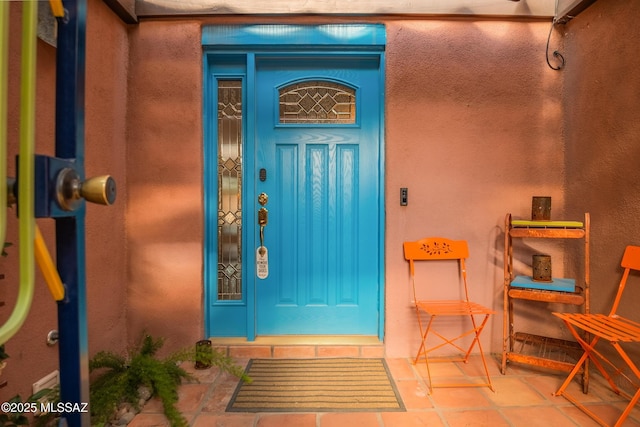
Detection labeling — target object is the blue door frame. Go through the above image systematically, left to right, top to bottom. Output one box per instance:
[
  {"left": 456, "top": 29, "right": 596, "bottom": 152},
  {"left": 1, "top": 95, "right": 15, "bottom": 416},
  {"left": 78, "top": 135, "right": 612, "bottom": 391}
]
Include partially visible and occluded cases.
[{"left": 203, "top": 25, "right": 386, "bottom": 341}]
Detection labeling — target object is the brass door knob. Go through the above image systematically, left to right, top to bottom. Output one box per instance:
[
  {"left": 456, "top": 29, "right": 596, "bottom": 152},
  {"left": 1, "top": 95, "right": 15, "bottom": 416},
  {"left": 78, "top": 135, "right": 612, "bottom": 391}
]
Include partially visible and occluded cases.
[
  {"left": 56, "top": 168, "right": 116, "bottom": 211},
  {"left": 82, "top": 175, "right": 116, "bottom": 206}
]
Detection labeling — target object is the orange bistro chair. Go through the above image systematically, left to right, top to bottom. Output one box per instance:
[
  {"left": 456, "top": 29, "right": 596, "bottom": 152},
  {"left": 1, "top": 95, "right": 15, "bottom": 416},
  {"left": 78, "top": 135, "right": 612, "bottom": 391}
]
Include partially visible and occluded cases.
[
  {"left": 403, "top": 237, "right": 495, "bottom": 393},
  {"left": 553, "top": 245, "right": 640, "bottom": 427}
]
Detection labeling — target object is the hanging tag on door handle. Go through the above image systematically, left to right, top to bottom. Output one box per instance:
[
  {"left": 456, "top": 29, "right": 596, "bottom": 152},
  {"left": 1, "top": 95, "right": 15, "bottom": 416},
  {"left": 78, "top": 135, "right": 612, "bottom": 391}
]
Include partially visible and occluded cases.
[{"left": 257, "top": 246, "right": 269, "bottom": 279}]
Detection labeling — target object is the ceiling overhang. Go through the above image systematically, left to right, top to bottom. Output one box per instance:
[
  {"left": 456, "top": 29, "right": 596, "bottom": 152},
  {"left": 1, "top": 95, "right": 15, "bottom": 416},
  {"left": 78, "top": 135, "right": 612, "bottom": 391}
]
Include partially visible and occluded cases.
[
  {"left": 107, "top": 0, "right": 597, "bottom": 25},
  {"left": 135, "top": 0, "right": 554, "bottom": 17}
]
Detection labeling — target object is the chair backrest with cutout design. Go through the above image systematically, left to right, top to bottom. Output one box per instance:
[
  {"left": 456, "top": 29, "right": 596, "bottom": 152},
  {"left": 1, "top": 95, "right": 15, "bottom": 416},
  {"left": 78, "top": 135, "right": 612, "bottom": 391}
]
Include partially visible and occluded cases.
[{"left": 403, "top": 237, "right": 471, "bottom": 302}]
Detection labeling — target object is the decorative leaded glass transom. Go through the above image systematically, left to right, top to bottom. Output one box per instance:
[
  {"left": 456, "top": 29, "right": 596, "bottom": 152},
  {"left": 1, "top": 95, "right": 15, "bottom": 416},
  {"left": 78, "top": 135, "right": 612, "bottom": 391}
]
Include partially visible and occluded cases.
[
  {"left": 217, "top": 80, "right": 243, "bottom": 301},
  {"left": 279, "top": 80, "right": 356, "bottom": 124}
]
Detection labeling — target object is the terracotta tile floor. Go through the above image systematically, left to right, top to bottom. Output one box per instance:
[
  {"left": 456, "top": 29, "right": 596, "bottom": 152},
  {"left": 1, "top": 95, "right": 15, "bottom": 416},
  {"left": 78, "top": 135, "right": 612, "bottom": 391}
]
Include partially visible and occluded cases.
[{"left": 129, "top": 355, "right": 640, "bottom": 426}]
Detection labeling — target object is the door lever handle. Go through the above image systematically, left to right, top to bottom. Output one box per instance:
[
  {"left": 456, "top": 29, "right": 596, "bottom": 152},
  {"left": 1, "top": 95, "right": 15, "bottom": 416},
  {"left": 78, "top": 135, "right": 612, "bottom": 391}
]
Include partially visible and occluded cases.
[
  {"left": 258, "top": 192, "right": 269, "bottom": 256},
  {"left": 256, "top": 195, "right": 269, "bottom": 278},
  {"left": 258, "top": 207, "right": 268, "bottom": 255},
  {"left": 258, "top": 207, "right": 268, "bottom": 226}
]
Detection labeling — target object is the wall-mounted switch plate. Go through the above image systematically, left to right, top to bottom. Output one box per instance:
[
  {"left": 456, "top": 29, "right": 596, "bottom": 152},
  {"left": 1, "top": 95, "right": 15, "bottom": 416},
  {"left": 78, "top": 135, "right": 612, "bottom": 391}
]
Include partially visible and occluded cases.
[{"left": 400, "top": 188, "right": 408, "bottom": 206}]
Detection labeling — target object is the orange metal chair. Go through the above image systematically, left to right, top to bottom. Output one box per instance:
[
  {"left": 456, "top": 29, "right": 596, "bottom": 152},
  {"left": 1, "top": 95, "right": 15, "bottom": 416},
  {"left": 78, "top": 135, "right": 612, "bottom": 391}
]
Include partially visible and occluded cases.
[
  {"left": 403, "top": 237, "right": 495, "bottom": 393},
  {"left": 553, "top": 245, "right": 640, "bottom": 427}
]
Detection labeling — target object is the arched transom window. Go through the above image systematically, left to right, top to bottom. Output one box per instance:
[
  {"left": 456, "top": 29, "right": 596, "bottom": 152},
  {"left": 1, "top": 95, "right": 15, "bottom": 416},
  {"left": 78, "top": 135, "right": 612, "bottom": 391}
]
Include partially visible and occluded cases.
[{"left": 279, "top": 80, "right": 356, "bottom": 124}]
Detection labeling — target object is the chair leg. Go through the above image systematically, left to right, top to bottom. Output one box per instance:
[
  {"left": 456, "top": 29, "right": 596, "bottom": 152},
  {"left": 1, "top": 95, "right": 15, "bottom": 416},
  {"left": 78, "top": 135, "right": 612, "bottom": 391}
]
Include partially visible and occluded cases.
[
  {"left": 413, "top": 306, "right": 427, "bottom": 365},
  {"left": 415, "top": 313, "right": 494, "bottom": 393},
  {"left": 455, "top": 313, "right": 494, "bottom": 392},
  {"left": 464, "top": 313, "right": 489, "bottom": 359},
  {"left": 469, "top": 314, "right": 494, "bottom": 392},
  {"left": 416, "top": 315, "right": 471, "bottom": 360},
  {"left": 417, "top": 315, "right": 436, "bottom": 394},
  {"left": 555, "top": 322, "right": 602, "bottom": 396},
  {"left": 556, "top": 322, "right": 640, "bottom": 427},
  {"left": 561, "top": 323, "right": 617, "bottom": 393},
  {"left": 428, "top": 329, "right": 471, "bottom": 355},
  {"left": 611, "top": 342, "right": 640, "bottom": 427},
  {"left": 612, "top": 342, "right": 640, "bottom": 395},
  {"left": 558, "top": 349, "right": 639, "bottom": 427},
  {"left": 617, "top": 388, "right": 640, "bottom": 427},
  {"left": 559, "top": 390, "right": 610, "bottom": 427}
]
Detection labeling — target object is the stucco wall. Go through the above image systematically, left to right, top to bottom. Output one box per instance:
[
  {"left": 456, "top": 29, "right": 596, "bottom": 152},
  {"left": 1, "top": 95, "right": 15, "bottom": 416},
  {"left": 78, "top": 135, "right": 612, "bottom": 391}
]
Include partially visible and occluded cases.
[
  {"left": 0, "top": 0, "right": 128, "bottom": 400},
  {"left": 4, "top": 0, "right": 638, "bottom": 408},
  {"left": 84, "top": 0, "right": 129, "bottom": 361},
  {"left": 562, "top": 0, "right": 640, "bottom": 358},
  {"left": 125, "top": 16, "right": 565, "bottom": 358},
  {"left": 384, "top": 19, "right": 565, "bottom": 357},
  {"left": 126, "top": 20, "right": 205, "bottom": 350}
]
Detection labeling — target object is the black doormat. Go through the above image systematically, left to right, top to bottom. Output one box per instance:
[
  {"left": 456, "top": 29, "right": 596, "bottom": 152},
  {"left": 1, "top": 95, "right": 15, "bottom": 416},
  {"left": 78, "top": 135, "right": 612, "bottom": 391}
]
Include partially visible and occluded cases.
[{"left": 226, "top": 358, "right": 405, "bottom": 412}]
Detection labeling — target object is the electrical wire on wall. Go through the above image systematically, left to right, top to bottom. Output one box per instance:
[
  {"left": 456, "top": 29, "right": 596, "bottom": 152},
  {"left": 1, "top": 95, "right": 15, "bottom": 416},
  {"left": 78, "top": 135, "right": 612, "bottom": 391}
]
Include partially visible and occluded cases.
[{"left": 546, "top": 19, "right": 566, "bottom": 70}]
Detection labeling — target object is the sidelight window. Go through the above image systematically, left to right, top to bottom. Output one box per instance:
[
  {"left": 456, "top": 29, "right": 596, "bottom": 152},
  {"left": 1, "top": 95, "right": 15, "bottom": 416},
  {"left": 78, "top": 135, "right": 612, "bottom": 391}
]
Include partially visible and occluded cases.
[{"left": 217, "top": 80, "right": 243, "bottom": 300}]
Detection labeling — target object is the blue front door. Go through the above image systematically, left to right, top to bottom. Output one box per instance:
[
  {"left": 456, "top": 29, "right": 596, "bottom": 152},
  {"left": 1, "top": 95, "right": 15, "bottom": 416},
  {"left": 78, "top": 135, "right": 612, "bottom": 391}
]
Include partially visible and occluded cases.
[{"left": 254, "top": 56, "right": 382, "bottom": 335}]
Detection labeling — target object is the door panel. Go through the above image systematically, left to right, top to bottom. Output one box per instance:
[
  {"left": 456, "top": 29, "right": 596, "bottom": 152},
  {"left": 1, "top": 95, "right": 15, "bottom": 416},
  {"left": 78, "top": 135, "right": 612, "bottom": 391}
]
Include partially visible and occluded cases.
[{"left": 255, "top": 56, "right": 381, "bottom": 335}]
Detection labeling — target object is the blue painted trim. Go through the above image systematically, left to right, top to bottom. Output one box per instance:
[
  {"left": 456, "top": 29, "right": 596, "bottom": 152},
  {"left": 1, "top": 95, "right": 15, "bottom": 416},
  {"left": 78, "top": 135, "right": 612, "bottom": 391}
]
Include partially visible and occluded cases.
[
  {"left": 54, "top": 0, "right": 90, "bottom": 425},
  {"left": 202, "top": 24, "right": 386, "bottom": 49},
  {"left": 202, "top": 25, "right": 386, "bottom": 341},
  {"left": 378, "top": 51, "right": 386, "bottom": 342},
  {"left": 245, "top": 53, "right": 256, "bottom": 341},
  {"left": 202, "top": 54, "right": 214, "bottom": 339},
  {"left": 203, "top": 55, "right": 249, "bottom": 338}
]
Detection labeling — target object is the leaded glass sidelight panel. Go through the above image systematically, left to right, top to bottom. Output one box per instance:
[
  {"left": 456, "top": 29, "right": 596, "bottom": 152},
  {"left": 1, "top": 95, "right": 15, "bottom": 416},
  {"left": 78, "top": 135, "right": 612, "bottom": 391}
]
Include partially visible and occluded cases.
[
  {"left": 217, "top": 80, "right": 243, "bottom": 300},
  {"left": 279, "top": 81, "right": 356, "bottom": 124}
]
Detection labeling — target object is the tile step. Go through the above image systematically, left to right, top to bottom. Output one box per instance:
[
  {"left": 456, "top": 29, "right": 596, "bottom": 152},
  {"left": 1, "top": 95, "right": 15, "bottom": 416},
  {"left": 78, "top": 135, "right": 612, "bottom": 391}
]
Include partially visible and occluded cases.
[{"left": 208, "top": 336, "right": 385, "bottom": 359}]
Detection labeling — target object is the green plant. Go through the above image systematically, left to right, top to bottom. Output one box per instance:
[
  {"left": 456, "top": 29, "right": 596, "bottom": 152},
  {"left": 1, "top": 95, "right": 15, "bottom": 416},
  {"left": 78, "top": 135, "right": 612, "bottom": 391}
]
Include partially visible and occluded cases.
[
  {"left": 89, "top": 334, "right": 249, "bottom": 426},
  {"left": 0, "top": 344, "right": 8, "bottom": 362},
  {"left": 0, "top": 388, "right": 58, "bottom": 427},
  {"left": 0, "top": 395, "right": 28, "bottom": 427}
]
